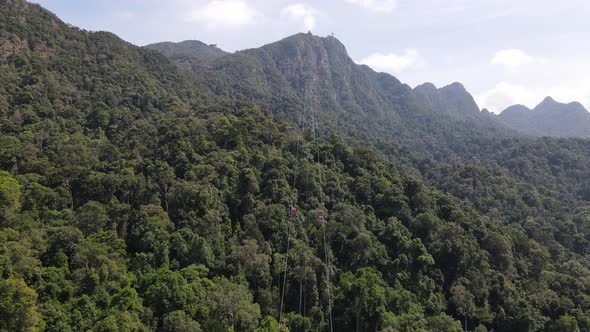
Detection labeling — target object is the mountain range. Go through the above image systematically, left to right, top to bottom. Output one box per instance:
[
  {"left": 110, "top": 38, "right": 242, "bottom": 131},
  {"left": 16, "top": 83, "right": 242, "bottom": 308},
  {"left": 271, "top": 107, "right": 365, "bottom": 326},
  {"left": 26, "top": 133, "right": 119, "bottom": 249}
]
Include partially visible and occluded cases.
[
  {"left": 2, "top": 1, "right": 590, "bottom": 331},
  {"left": 147, "top": 37, "right": 590, "bottom": 139},
  {"left": 498, "top": 96, "right": 590, "bottom": 137}
]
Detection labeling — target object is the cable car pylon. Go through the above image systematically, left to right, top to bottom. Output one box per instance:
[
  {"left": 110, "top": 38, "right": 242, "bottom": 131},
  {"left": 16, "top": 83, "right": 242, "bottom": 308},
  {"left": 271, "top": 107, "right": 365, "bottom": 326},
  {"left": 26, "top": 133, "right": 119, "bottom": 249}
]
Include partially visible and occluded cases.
[{"left": 278, "top": 73, "right": 333, "bottom": 332}]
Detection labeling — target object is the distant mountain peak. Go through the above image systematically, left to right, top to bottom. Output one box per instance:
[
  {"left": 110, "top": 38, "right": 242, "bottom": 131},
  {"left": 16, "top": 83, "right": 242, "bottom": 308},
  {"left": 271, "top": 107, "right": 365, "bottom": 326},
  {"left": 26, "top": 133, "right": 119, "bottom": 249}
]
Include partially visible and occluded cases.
[
  {"left": 268, "top": 32, "right": 351, "bottom": 61},
  {"left": 414, "top": 81, "right": 485, "bottom": 120},
  {"left": 415, "top": 82, "right": 437, "bottom": 92},
  {"left": 445, "top": 82, "right": 467, "bottom": 91},
  {"left": 534, "top": 96, "right": 588, "bottom": 114},
  {"left": 536, "top": 96, "right": 558, "bottom": 108},
  {"left": 499, "top": 97, "right": 590, "bottom": 137},
  {"left": 568, "top": 101, "right": 587, "bottom": 110},
  {"left": 503, "top": 104, "right": 531, "bottom": 113}
]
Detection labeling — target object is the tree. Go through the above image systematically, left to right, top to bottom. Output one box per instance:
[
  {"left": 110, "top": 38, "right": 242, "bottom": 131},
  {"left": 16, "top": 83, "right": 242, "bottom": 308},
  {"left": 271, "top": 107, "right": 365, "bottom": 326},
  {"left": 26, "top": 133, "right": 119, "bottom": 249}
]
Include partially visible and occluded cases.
[
  {"left": 0, "top": 135, "right": 20, "bottom": 170},
  {"left": 0, "top": 171, "right": 21, "bottom": 222},
  {"left": 76, "top": 201, "right": 110, "bottom": 236},
  {"left": 128, "top": 204, "right": 174, "bottom": 268},
  {"left": 235, "top": 238, "right": 271, "bottom": 288},
  {"left": 338, "top": 267, "right": 390, "bottom": 332},
  {"left": 141, "top": 269, "right": 200, "bottom": 319},
  {"left": 0, "top": 277, "right": 45, "bottom": 332},
  {"left": 210, "top": 277, "right": 261, "bottom": 331},
  {"left": 450, "top": 282, "right": 475, "bottom": 332},
  {"left": 161, "top": 310, "right": 201, "bottom": 332},
  {"left": 91, "top": 311, "right": 147, "bottom": 332},
  {"left": 427, "top": 314, "right": 463, "bottom": 332},
  {"left": 554, "top": 314, "right": 580, "bottom": 332},
  {"left": 255, "top": 316, "right": 279, "bottom": 332}
]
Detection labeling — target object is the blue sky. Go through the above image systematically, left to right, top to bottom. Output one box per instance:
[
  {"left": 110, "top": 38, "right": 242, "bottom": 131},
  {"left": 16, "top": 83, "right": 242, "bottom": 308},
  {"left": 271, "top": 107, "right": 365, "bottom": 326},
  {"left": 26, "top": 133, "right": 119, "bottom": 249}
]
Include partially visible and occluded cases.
[{"left": 32, "top": 0, "right": 590, "bottom": 113}]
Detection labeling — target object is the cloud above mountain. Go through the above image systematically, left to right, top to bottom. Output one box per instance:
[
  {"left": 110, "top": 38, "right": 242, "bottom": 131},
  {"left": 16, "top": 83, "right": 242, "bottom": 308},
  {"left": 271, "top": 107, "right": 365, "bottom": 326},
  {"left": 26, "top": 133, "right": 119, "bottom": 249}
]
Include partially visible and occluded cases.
[
  {"left": 187, "top": 0, "right": 261, "bottom": 28},
  {"left": 345, "top": 0, "right": 397, "bottom": 12},
  {"left": 281, "top": 3, "right": 318, "bottom": 31},
  {"left": 358, "top": 49, "right": 423, "bottom": 74},
  {"left": 491, "top": 49, "right": 543, "bottom": 67},
  {"left": 476, "top": 80, "right": 590, "bottom": 114},
  {"left": 475, "top": 82, "right": 537, "bottom": 112}
]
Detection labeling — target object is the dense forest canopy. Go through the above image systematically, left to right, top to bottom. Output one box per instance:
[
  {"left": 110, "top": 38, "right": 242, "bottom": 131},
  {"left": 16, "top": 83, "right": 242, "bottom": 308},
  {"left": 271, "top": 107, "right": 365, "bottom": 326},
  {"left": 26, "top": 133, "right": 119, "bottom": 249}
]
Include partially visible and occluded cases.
[{"left": 1, "top": 1, "right": 590, "bottom": 331}]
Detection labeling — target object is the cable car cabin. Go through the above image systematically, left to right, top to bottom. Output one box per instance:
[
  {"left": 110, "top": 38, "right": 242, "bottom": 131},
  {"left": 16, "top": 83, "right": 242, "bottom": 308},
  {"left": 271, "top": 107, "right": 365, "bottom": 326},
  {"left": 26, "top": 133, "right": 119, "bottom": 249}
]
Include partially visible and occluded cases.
[{"left": 290, "top": 207, "right": 297, "bottom": 218}]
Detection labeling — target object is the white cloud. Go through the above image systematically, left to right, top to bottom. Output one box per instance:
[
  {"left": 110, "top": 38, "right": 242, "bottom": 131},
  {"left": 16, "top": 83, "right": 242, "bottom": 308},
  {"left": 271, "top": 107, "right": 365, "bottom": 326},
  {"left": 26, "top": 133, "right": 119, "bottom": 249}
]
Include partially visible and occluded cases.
[
  {"left": 187, "top": 0, "right": 260, "bottom": 28},
  {"left": 345, "top": 0, "right": 397, "bottom": 13},
  {"left": 281, "top": 3, "right": 318, "bottom": 31},
  {"left": 491, "top": 48, "right": 541, "bottom": 67},
  {"left": 358, "top": 49, "right": 422, "bottom": 73},
  {"left": 475, "top": 81, "right": 590, "bottom": 114},
  {"left": 475, "top": 82, "right": 538, "bottom": 113},
  {"left": 548, "top": 82, "right": 590, "bottom": 109}
]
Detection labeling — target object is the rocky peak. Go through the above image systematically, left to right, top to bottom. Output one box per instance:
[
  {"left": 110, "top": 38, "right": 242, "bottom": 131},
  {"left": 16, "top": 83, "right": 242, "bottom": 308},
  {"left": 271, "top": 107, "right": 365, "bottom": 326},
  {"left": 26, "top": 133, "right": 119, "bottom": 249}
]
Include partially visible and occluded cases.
[
  {"left": 414, "top": 82, "right": 481, "bottom": 119},
  {"left": 414, "top": 82, "right": 438, "bottom": 96},
  {"left": 442, "top": 82, "right": 468, "bottom": 93},
  {"left": 533, "top": 96, "right": 588, "bottom": 115},
  {"left": 535, "top": 96, "right": 558, "bottom": 110},
  {"left": 501, "top": 104, "right": 531, "bottom": 116}
]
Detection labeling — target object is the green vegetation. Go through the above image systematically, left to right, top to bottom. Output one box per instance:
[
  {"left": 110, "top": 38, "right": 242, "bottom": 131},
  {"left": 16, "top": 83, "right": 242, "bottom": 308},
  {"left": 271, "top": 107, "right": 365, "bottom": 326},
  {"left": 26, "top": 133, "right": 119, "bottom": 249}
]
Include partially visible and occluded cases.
[{"left": 1, "top": 1, "right": 590, "bottom": 331}]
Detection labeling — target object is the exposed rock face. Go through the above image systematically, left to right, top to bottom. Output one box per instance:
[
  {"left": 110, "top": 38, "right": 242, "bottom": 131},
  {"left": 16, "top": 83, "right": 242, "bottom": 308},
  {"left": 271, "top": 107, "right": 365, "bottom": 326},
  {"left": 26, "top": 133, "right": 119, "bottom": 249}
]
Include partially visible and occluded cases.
[
  {"left": 147, "top": 32, "right": 521, "bottom": 150},
  {"left": 147, "top": 32, "right": 435, "bottom": 138},
  {"left": 212, "top": 33, "right": 411, "bottom": 118},
  {"left": 413, "top": 82, "right": 506, "bottom": 131},
  {"left": 414, "top": 82, "right": 480, "bottom": 119}
]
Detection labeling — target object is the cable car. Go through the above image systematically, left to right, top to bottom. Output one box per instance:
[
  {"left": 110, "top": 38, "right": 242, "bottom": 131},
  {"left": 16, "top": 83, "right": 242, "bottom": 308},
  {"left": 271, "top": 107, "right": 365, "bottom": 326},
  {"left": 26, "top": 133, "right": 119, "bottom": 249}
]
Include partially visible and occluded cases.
[{"left": 318, "top": 210, "right": 327, "bottom": 222}]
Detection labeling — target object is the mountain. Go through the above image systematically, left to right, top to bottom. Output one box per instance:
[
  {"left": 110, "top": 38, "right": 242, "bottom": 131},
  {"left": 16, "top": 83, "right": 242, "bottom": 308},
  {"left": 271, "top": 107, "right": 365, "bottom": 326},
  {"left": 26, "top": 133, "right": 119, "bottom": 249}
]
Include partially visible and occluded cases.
[
  {"left": 0, "top": 0, "right": 207, "bottom": 132},
  {"left": 3, "top": 1, "right": 590, "bottom": 331},
  {"left": 136, "top": 12, "right": 590, "bottom": 291},
  {"left": 188, "top": 32, "right": 414, "bottom": 118},
  {"left": 150, "top": 33, "right": 517, "bottom": 162},
  {"left": 152, "top": 35, "right": 590, "bottom": 219},
  {"left": 146, "top": 40, "right": 227, "bottom": 63},
  {"left": 413, "top": 81, "right": 503, "bottom": 128},
  {"left": 414, "top": 82, "right": 480, "bottom": 119},
  {"left": 498, "top": 97, "right": 590, "bottom": 137}
]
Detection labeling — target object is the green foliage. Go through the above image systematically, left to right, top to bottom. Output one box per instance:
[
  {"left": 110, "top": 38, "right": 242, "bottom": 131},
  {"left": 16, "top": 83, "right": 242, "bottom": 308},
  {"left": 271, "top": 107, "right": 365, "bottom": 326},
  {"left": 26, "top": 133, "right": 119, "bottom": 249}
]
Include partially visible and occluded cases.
[
  {"left": 1, "top": 1, "right": 589, "bottom": 331},
  {"left": 0, "top": 171, "right": 21, "bottom": 221},
  {"left": 337, "top": 267, "right": 391, "bottom": 331},
  {"left": 0, "top": 277, "right": 45, "bottom": 332},
  {"left": 209, "top": 277, "right": 261, "bottom": 331},
  {"left": 91, "top": 310, "right": 147, "bottom": 332},
  {"left": 161, "top": 311, "right": 201, "bottom": 332},
  {"left": 255, "top": 316, "right": 279, "bottom": 332}
]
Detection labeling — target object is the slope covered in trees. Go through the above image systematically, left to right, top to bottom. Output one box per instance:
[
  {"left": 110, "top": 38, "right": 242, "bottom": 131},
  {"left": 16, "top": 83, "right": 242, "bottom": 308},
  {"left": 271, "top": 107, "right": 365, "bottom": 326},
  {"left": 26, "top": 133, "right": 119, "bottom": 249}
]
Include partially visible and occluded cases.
[
  {"left": 2, "top": 1, "right": 590, "bottom": 332},
  {"left": 152, "top": 32, "right": 590, "bottom": 269},
  {"left": 146, "top": 33, "right": 518, "bottom": 160},
  {"left": 148, "top": 35, "right": 590, "bottom": 203}
]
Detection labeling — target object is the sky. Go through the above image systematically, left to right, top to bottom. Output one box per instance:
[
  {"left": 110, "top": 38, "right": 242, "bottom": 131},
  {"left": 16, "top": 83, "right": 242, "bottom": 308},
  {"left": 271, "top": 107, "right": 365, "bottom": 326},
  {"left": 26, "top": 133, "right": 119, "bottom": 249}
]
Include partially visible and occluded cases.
[{"left": 32, "top": 0, "right": 590, "bottom": 113}]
